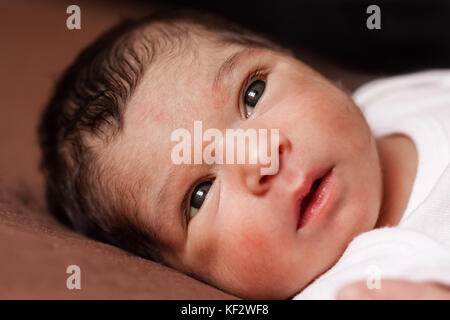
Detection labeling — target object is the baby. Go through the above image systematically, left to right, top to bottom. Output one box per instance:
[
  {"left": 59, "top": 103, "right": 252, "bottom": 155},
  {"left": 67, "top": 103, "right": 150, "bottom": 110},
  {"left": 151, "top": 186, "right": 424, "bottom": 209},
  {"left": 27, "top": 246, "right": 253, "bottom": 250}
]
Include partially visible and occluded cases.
[{"left": 38, "top": 8, "right": 450, "bottom": 299}]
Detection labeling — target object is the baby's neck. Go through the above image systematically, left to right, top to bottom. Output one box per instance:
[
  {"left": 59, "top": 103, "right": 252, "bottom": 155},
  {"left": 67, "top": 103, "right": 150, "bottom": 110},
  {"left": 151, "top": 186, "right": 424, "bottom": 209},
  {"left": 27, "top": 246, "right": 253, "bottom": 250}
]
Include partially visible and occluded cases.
[{"left": 375, "top": 133, "right": 418, "bottom": 228}]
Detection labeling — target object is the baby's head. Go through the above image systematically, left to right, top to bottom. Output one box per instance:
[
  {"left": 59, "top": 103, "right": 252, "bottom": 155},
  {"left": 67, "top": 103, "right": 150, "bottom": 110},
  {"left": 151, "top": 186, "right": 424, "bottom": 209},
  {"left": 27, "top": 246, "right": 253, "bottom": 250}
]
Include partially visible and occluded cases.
[{"left": 39, "top": 8, "right": 383, "bottom": 299}]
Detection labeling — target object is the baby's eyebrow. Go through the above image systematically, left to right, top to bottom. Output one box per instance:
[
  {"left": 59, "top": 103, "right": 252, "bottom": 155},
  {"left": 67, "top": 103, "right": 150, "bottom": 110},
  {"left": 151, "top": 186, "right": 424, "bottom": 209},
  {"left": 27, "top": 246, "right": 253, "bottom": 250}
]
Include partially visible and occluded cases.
[
  {"left": 213, "top": 47, "right": 257, "bottom": 91},
  {"left": 152, "top": 164, "right": 186, "bottom": 241},
  {"left": 155, "top": 164, "right": 179, "bottom": 212}
]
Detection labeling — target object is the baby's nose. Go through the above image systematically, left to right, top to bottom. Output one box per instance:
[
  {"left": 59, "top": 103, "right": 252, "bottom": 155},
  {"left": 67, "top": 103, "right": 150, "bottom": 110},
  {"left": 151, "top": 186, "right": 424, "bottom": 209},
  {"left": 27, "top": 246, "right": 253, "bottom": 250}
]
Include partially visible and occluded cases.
[{"left": 238, "top": 132, "right": 291, "bottom": 196}]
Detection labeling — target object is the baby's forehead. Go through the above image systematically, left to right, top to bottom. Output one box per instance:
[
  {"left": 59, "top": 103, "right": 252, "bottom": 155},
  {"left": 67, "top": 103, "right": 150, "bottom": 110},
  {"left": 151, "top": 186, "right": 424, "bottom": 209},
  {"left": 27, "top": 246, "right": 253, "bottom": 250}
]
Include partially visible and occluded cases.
[
  {"left": 118, "top": 21, "right": 290, "bottom": 135},
  {"left": 139, "top": 23, "right": 274, "bottom": 79},
  {"left": 117, "top": 27, "right": 286, "bottom": 157},
  {"left": 123, "top": 33, "right": 292, "bottom": 144},
  {"left": 143, "top": 37, "right": 249, "bottom": 84},
  {"left": 129, "top": 40, "right": 265, "bottom": 112},
  {"left": 123, "top": 45, "right": 247, "bottom": 145}
]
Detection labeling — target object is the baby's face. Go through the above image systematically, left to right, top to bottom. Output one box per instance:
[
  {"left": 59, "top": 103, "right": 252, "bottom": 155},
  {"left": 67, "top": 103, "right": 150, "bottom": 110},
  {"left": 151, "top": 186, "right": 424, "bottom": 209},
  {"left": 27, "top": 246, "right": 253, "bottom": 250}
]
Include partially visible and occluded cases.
[{"left": 110, "top": 37, "right": 382, "bottom": 299}]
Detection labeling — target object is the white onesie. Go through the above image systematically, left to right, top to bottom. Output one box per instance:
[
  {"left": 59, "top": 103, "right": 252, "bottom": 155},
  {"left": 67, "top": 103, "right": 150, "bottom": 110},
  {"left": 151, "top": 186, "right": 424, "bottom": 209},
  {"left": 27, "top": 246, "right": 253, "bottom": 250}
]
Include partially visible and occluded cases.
[{"left": 294, "top": 70, "right": 450, "bottom": 299}]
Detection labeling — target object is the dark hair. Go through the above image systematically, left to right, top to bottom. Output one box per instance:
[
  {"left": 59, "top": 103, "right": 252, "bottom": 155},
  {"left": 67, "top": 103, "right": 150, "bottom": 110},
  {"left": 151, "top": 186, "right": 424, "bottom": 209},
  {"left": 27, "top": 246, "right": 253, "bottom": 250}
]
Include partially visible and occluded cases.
[{"left": 38, "top": 7, "right": 289, "bottom": 262}]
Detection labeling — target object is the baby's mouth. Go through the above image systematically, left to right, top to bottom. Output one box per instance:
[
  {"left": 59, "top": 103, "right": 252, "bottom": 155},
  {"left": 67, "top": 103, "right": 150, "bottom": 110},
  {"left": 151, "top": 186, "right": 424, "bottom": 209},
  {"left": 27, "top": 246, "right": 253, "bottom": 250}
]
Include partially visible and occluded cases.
[
  {"left": 296, "top": 166, "right": 334, "bottom": 229},
  {"left": 298, "top": 178, "right": 323, "bottom": 227},
  {"left": 300, "top": 178, "right": 323, "bottom": 213}
]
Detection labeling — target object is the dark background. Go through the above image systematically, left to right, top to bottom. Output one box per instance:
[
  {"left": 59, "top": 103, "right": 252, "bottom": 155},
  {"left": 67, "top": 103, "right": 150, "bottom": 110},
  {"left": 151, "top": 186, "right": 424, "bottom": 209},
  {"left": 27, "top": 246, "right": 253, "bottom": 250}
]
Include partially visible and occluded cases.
[{"left": 140, "top": 0, "right": 450, "bottom": 73}]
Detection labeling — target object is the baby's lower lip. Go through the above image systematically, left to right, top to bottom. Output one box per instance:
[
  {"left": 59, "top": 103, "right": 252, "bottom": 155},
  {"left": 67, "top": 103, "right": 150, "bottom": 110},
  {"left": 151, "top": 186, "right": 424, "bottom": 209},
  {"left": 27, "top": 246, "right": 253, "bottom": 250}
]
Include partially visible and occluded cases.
[{"left": 297, "top": 167, "right": 336, "bottom": 229}]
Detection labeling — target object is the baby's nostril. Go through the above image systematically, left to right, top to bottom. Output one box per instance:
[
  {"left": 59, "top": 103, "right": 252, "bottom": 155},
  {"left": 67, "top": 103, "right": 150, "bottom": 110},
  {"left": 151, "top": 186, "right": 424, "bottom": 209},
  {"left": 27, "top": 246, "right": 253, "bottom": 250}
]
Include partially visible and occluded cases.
[
  {"left": 279, "top": 145, "right": 284, "bottom": 155},
  {"left": 260, "top": 175, "right": 268, "bottom": 184}
]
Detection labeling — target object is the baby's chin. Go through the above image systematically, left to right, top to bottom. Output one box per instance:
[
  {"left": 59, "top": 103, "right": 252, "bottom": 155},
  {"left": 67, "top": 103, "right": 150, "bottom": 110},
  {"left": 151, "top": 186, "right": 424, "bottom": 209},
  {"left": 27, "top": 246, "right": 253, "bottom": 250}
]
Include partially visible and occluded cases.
[
  {"left": 207, "top": 236, "right": 359, "bottom": 299},
  {"left": 209, "top": 261, "right": 325, "bottom": 299}
]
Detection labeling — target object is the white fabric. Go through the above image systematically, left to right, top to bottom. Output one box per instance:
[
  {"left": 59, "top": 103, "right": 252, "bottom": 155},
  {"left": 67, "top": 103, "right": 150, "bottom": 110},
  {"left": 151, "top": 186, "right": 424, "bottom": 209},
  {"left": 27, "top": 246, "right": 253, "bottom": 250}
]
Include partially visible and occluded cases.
[{"left": 293, "top": 70, "right": 450, "bottom": 300}]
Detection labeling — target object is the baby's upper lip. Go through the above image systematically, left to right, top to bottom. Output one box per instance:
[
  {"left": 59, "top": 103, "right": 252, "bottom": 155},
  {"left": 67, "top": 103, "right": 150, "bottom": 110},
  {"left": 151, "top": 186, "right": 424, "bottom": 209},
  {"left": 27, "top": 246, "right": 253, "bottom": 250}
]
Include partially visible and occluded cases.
[{"left": 294, "top": 168, "right": 326, "bottom": 203}]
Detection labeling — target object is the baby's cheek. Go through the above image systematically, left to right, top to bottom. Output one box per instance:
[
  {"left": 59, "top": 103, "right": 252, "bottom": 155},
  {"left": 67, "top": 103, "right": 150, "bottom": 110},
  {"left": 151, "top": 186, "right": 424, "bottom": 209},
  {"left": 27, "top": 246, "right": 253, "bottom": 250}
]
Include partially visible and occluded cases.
[
  {"left": 222, "top": 227, "right": 289, "bottom": 295},
  {"left": 236, "top": 227, "right": 271, "bottom": 257}
]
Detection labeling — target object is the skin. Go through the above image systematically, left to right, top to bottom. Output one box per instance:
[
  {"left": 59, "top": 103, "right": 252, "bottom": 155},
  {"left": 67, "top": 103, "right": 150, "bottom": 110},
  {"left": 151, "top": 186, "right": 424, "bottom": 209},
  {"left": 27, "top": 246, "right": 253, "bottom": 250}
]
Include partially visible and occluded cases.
[
  {"left": 103, "top": 35, "right": 418, "bottom": 299},
  {"left": 337, "top": 280, "right": 450, "bottom": 300}
]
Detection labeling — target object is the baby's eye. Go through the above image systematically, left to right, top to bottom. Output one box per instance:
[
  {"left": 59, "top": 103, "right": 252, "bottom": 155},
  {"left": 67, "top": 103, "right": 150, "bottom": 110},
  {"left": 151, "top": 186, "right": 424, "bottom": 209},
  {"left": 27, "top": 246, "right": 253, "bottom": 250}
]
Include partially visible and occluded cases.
[
  {"left": 243, "top": 79, "right": 266, "bottom": 118},
  {"left": 188, "top": 180, "right": 213, "bottom": 220}
]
